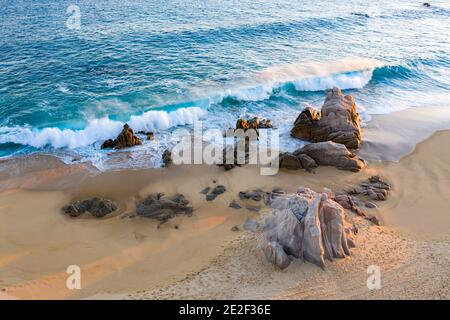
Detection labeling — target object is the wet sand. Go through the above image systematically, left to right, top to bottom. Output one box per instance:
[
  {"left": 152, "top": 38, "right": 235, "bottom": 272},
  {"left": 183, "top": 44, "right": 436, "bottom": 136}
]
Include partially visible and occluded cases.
[{"left": 0, "top": 107, "right": 449, "bottom": 300}]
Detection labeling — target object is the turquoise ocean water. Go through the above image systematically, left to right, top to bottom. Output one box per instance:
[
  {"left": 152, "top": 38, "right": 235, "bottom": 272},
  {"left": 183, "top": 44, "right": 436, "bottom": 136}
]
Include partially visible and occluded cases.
[{"left": 0, "top": 0, "right": 449, "bottom": 169}]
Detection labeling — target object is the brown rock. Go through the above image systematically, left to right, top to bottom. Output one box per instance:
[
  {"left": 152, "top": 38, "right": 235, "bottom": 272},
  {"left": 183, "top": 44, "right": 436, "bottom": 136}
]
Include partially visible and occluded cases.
[
  {"left": 291, "top": 87, "right": 362, "bottom": 149},
  {"left": 101, "top": 124, "right": 142, "bottom": 149},
  {"left": 294, "top": 141, "right": 366, "bottom": 172},
  {"left": 162, "top": 149, "right": 172, "bottom": 167},
  {"left": 279, "top": 152, "right": 302, "bottom": 170}
]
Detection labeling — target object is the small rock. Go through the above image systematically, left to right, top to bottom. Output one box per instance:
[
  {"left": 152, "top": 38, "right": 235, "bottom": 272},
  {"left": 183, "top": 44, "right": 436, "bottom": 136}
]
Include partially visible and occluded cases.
[
  {"left": 162, "top": 149, "right": 172, "bottom": 167},
  {"left": 206, "top": 185, "right": 226, "bottom": 201},
  {"left": 200, "top": 187, "right": 211, "bottom": 195},
  {"left": 136, "top": 193, "right": 193, "bottom": 223},
  {"left": 62, "top": 197, "right": 117, "bottom": 218},
  {"left": 229, "top": 200, "right": 241, "bottom": 209},
  {"left": 365, "top": 202, "right": 377, "bottom": 209},
  {"left": 246, "top": 206, "right": 261, "bottom": 213},
  {"left": 368, "top": 215, "right": 380, "bottom": 225},
  {"left": 243, "top": 218, "right": 260, "bottom": 232},
  {"left": 231, "top": 225, "right": 240, "bottom": 232}
]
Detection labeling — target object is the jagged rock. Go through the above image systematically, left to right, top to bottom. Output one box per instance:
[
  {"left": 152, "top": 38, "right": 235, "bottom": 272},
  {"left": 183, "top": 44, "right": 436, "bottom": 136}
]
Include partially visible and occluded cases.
[
  {"left": 291, "top": 87, "right": 362, "bottom": 149},
  {"left": 236, "top": 116, "right": 273, "bottom": 130},
  {"left": 101, "top": 124, "right": 142, "bottom": 149},
  {"left": 294, "top": 141, "right": 366, "bottom": 172},
  {"left": 162, "top": 149, "right": 172, "bottom": 167},
  {"left": 279, "top": 152, "right": 302, "bottom": 170},
  {"left": 206, "top": 185, "right": 226, "bottom": 201},
  {"left": 263, "top": 187, "right": 356, "bottom": 269},
  {"left": 136, "top": 193, "right": 193, "bottom": 223},
  {"left": 62, "top": 197, "right": 117, "bottom": 218},
  {"left": 263, "top": 241, "right": 292, "bottom": 269}
]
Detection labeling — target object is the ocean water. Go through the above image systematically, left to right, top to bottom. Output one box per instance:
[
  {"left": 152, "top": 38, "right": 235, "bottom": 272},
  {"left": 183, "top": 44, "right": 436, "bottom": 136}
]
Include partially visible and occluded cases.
[{"left": 0, "top": 0, "right": 449, "bottom": 169}]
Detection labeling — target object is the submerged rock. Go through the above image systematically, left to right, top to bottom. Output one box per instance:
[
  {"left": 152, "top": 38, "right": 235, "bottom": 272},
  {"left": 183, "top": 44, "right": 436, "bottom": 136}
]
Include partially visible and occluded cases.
[
  {"left": 291, "top": 87, "right": 362, "bottom": 149},
  {"left": 101, "top": 124, "right": 142, "bottom": 149},
  {"left": 138, "top": 131, "right": 155, "bottom": 141},
  {"left": 262, "top": 187, "right": 356, "bottom": 269},
  {"left": 136, "top": 193, "right": 193, "bottom": 223},
  {"left": 62, "top": 197, "right": 117, "bottom": 218}
]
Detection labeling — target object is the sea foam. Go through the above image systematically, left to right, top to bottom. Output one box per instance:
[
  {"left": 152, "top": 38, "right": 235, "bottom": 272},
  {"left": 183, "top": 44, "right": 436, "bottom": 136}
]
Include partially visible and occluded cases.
[
  {"left": 209, "top": 57, "right": 384, "bottom": 102},
  {"left": 0, "top": 107, "right": 206, "bottom": 149}
]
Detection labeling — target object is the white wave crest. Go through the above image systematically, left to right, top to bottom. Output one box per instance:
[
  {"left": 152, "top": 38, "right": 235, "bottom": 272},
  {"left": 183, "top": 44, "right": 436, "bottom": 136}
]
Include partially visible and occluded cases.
[
  {"left": 199, "top": 57, "right": 384, "bottom": 103},
  {"left": 0, "top": 107, "right": 206, "bottom": 149}
]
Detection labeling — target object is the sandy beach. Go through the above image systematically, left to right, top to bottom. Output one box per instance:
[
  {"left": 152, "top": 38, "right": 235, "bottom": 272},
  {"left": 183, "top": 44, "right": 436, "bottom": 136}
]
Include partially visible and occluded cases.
[{"left": 0, "top": 106, "right": 449, "bottom": 300}]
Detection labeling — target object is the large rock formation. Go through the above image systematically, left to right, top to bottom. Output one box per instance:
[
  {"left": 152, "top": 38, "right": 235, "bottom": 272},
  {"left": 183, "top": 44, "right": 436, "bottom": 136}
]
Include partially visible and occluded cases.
[
  {"left": 291, "top": 87, "right": 362, "bottom": 149},
  {"left": 101, "top": 124, "right": 142, "bottom": 149},
  {"left": 279, "top": 141, "right": 366, "bottom": 172},
  {"left": 262, "top": 187, "right": 357, "bottom": 269},
  {"left": 136, "top": 193, "right": 193, "bottom": 223},
  {"left": 62, "top": 197, "right": 118, "bottom": 218}
]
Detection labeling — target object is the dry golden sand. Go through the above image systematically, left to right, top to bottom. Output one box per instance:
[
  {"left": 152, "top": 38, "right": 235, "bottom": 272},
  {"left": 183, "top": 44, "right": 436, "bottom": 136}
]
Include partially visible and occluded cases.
[{"left": 0, "top": 124, "right": 449, "bottom": 300}]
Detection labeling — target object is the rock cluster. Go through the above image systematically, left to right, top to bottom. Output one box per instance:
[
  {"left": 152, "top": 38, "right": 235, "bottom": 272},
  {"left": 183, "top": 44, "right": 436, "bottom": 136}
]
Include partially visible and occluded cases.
[
  {"left": 291, "top": 87, "right": 362, "bottom": 149},
  {"left": 235, "top": 117, "right": 273, "bottom": 130},
  {"left": 101, "top": 124, "right": 142, "bottom": 149},
  {"left": 279, "top": 141, "right": 366, "bottom": 172},
  {"left": 346, "top": 175, "right": 391, "bottom": 201},
  {"left": 334, "top": 176, "right": 391, "bottom": 225},
  {"left": 261, "top": 187, "right": 356, "bottom": 269},
  {"left": 136, "top": 193, "right": 193, "bottom": 223},
  {"left": 62, "top": 197, "right": 117, "bottom": 218}
]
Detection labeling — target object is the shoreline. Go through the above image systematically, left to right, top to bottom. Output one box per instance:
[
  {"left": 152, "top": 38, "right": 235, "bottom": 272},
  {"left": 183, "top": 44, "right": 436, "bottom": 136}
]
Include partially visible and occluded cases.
[{"left": 1, "top": 108, "right": 449, "bottom": 300}]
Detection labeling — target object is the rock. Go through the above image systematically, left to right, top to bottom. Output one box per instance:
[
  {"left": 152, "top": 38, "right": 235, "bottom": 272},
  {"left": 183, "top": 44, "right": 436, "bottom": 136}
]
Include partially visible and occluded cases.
[
  {"left": 291, "top": 87, "right": 362, "bottom": 149},
  {"left": 236, "top": 116, "right": 273, "bottom": 130},
  {"left": 101, "top": 124, "right": 142, "bottom": 149},
  {"left": 138, "top": 131, "right": 155, "bottom": 141},
  {"left": 100, "top": 139, "right": 116, "bottom": 149},
  {"left": 294, "top": 141, "right": 366, "bottom": 172},
  {"left": 162, "top": 149, "right": 172, "bottom": 167},
  {"left": 279, "top": 152, "right": 302, "bottom": 170},
  {"left": 298, "top": 154, "right": 318, "bottom": 172},
  {"left": 206, "top": 185, "right": 226, "bottom": 201},
  {"left": 200, "top": 187, "right": 211, "bottom": 195},
  {"left": 263, "top": 187, "right": 356, "bottom": 269},
  {"left": 238, "top": 190, "right": 263, "bottom": 202},
  {"left": 136, "top": 193, "right": 193, "bottom": 223},
  {"left": 62, "top": 197, "right": 117, "bottom": 218},
  {"left": 229, "top": 200, "right": 241, "bottom": 209},
  {"left": 365, "top": 202, "right": 377, "bottom": 209},
  {"left": 246, "top": 205, "right": 261, "bottom": 213},
  {"left": 368, "top": 215, "right": 380, "bottom": 226},
  {"left": 243, "top": 218, "right": 260, "bottom": 232},
  {"left": 231, "top": 225, "right": 240, "bottom": 232},
  {"left": 263, "top": 241, "right": 291, "bottom": 269}
]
